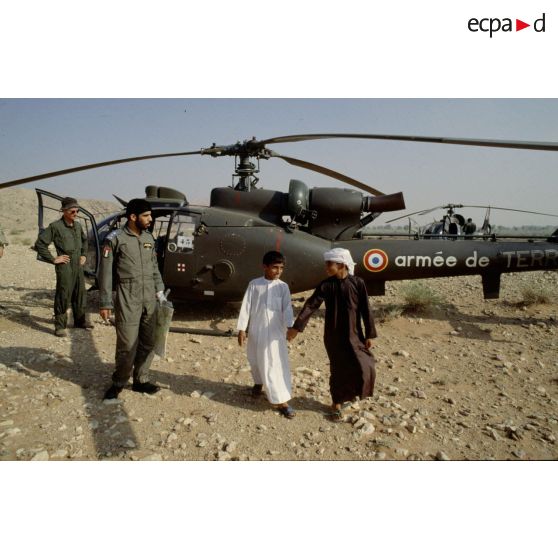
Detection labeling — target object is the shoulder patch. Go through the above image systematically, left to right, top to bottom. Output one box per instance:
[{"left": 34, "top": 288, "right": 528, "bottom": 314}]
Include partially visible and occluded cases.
[{"left": 105, "top": 229, "right": 123, "bottom": 242}]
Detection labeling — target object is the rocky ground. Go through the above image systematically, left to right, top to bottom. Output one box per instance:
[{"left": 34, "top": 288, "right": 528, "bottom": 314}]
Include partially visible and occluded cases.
[{"left": 0, "top": 190, "right": 557, "bottom": 461}]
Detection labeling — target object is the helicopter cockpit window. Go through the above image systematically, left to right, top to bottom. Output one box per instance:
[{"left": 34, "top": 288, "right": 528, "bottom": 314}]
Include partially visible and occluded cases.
[
  {"left": 167, "top": 214, "right": 196, "bottom": 253},
  {"left": 150, "top": 215, "right": 171, "bottom": 260},
  {"left": 152, "top": 216, "right": 171, "bottom": 240},
  {"left": 424, "top": 222, "right": 444, "bottom": 237}
]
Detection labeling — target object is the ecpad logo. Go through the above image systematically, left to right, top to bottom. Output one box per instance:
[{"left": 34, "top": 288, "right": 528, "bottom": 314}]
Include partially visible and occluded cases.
[{"left": 468, "top": 13, "right": 546, "bottom": 37}]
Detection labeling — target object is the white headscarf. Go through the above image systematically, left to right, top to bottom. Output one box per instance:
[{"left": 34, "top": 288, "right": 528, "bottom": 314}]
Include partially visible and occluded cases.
[{"left": 323, "top": 247, "right": 356, "bottom": 275}]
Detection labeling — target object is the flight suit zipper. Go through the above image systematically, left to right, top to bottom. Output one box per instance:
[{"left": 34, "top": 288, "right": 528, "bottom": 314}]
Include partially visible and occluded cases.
[{"left": 138, "top": 234, "right": 145, "bottom": 306}]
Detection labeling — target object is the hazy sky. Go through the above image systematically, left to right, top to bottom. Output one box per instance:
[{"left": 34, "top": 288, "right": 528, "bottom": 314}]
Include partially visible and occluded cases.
[{"left": 1, "top": 98, "right": 557, "bottom": 226}]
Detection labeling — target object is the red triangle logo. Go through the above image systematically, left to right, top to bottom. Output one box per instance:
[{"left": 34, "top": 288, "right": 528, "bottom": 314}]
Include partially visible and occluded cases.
[{"left": 516, "top": 19, "right": 530, "bottom": 31}]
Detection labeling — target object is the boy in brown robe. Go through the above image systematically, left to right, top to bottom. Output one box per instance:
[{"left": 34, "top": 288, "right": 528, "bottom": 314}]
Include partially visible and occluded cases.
[{"left": 287, "top": 248, "right": 377, "bottom": 421}]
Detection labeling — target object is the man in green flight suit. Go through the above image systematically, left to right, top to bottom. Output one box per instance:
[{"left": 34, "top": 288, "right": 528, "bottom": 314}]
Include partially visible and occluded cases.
[
  {"left": 35, "top": 197, "right": 92, "bottom": 337},
  {"left": 99, "top": 198, "right": 166, "bottom": 399}
]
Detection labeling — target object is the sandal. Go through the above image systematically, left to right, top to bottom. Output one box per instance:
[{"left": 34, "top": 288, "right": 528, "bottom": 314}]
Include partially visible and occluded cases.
[
  {"left": 278, "top": 405, "right": 296, "bottom": 419},
  {"left": 327, "top": 409, "right": 344, "bottom": 422}
]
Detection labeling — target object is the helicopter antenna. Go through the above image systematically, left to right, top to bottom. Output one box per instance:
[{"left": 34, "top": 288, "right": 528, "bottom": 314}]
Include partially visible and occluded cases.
[{"left": 113, "top": 194, "right": 128, "bottom": 207}]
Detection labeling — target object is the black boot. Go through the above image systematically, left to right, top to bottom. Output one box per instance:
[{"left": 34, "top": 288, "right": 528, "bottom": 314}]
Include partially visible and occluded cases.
[
  {"left": 75, "top": 319, "right": 94, "bottom": 329},
  {"left": 132, "top": 381, "right": 160, "bottom": 395},
  {"left": 104, "top": 384, "right": 123, "bottom": 400}
]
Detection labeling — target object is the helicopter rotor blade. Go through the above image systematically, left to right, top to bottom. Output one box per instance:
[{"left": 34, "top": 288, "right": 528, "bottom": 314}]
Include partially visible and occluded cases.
[
  {"left": 256, "top": 133, "right": 558, "bottom": 152},
  {"left": 0, "top": 150, "right": 203, "bottom": 190},
  {"left": 268, "top": 150, "right": 385, "bottom": 196},
  {"left": 460, "top": 205, "right": 558, "bottom": 218},
  {"left": 385, "top": 206, "right": 442, "bottom": 223},
  {"left": 417, "top": 206, "right": 446, "bottom": 216}
]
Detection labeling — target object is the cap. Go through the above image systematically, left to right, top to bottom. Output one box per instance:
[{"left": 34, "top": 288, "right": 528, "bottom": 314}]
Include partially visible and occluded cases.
[
  {"left": 61, "top": 197, "right": 79, "bottom": 210},
  {"left": 126, "top": 198, "right": 152, "bottom": 217}
]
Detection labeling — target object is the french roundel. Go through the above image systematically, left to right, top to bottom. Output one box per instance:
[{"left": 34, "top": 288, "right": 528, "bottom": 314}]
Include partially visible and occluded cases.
[{"left": 363, "top": 249, "right": 389, "bottom": 272}]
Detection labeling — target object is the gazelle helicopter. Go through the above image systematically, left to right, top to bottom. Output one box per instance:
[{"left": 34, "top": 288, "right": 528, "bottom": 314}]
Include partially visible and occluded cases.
[
  {"left": 1, "top": 133, "right": 558, "bottom": 302},
  {"left": 383, "top": 203, "right": 557, "bottom": 239}
]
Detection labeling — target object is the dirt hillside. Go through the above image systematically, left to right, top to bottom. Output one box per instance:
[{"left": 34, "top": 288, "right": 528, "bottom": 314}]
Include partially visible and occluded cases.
[{"left": 0, "top": 188, "right": 119, "bottom": 245}]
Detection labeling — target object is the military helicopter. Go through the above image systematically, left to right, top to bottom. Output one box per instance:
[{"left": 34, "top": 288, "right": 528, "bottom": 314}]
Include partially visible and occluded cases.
[
  {"left": 1, "top": 133, "right": 558, "bottom": 302},
  {"left": 383, "top": 203, "right": 558, "bottom": 239},
  {"left": 386, "top": 204, "right": 488, "bottom": 238}
]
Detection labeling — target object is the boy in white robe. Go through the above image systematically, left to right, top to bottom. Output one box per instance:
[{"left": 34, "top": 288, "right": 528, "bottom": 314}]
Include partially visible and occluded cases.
[{"left": 237, "top": 251, "right": 296, "bottom": 418}]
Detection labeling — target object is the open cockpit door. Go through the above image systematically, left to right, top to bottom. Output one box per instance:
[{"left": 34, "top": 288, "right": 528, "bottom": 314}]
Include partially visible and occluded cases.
[{"left": 35, "top": 189, "right": 101, "bottom": 280}]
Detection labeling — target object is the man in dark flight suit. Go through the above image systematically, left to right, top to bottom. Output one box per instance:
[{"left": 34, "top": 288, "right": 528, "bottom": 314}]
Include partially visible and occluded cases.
[
  {"left": 35, "top": 197, "right": 92, "bottom": 337},
  {"left": 99, "top": 198, "right": 166, "bottom": 399}
]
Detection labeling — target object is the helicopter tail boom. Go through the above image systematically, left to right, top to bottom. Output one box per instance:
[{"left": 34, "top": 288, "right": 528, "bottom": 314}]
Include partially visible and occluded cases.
[{"left": 335, "top": 238, "right": 558, "bottom": 299}]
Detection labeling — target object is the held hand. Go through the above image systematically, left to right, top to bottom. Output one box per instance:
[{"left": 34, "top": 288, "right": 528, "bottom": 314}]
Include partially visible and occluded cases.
[
  {"left": 0, "top": 246, "right": 4, "bottom": 258},
  {"left": 53, "top": 255, "right": 70, "bottom": 265},
  {"left": 79, "top": 255, "right": 86, "bottom": 266},
  {"left": 100, "top": 308, "right": 111, "bottom": 322},
  {"left": 287, "top": 328, "right": 299, "bottom": 342},
  {"left": 238, "top": 330, "right": 246, "bottom": 347},
  {"left": 365, "top": 339, "right": 373, "bottom": 350}
]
